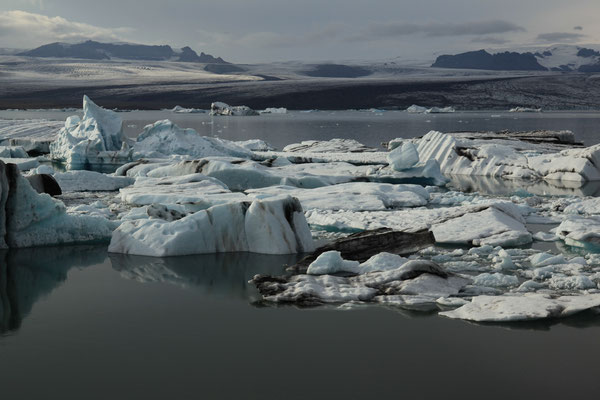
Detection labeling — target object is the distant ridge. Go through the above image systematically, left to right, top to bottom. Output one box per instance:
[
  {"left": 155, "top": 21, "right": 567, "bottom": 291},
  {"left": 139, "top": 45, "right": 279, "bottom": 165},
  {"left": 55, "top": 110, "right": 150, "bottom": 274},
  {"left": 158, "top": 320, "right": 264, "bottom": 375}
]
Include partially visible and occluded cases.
[
  {"left": 18, "top": 40, "right": 228, "bottom": 63},
  {"left": 432, "top": 49, "right": 547, "bottom": 71}
]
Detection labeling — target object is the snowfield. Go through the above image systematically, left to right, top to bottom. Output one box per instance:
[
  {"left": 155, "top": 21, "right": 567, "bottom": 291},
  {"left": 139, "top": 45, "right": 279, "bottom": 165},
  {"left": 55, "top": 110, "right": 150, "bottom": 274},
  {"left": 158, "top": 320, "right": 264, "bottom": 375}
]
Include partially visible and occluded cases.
[{"left": 3, "top": 95, "right": 600, "bottom": 323}]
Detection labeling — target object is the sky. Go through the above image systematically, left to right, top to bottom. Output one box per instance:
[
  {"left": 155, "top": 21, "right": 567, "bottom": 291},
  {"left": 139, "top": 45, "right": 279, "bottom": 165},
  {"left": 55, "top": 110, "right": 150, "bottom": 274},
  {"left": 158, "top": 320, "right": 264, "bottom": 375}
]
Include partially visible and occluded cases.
[{"left": 1, "top": 0, "right": 599, "bottom": 63}]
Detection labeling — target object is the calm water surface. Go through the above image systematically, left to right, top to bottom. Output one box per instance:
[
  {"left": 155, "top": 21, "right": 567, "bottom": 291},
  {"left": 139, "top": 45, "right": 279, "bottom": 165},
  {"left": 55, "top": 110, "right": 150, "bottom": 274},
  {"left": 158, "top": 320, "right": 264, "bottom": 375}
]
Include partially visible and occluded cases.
[{"left": 1, "top": 246, "right": 600, "bottom": 399}]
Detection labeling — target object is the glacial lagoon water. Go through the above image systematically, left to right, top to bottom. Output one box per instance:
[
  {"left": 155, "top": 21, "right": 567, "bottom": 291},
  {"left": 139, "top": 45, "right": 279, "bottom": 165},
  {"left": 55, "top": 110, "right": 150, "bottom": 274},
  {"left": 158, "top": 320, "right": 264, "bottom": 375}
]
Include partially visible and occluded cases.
[
  {"left": 2, "top": 109, "right": 600, "bottom": 148},
  {"left": 3, "top": 110, "right": 600, "bottom": 398},
  {"left": 2, "top": 246, "right": 600, "bottom": 399}
]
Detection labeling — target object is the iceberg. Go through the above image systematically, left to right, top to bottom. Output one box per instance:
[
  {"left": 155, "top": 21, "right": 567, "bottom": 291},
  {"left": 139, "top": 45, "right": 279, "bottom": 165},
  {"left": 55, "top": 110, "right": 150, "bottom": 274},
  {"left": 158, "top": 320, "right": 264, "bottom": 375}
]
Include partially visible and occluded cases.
[
  {"left": 49, "top": 95, "right": 133, "bottom": 169},
  {"left": 210, "top": 101, "right": 259, "bottom": 116},
  {"left": 171, "top": 105, "right": 205, "bottom": 114},
  {"left": 133, "top": 120, "right": 253, "bottom": 159},
  {"left": 416, "top": 130, "right": 600, "bottom": 185},
  {"left": 0, "top": 161, "right": 116, "bottom": 248},
  {"left": 108, "top": 196, "right": 315, "bottom": 256}
]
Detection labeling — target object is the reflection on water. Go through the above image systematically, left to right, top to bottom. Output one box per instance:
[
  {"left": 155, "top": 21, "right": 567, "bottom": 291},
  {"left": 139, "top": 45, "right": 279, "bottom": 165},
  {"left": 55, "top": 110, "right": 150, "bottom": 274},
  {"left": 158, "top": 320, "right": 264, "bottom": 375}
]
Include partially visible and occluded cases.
[
  {"left": 448, "top": 174, "right": 600, "bottom": 197},
  {"left": 2, "top": 244, "right": 600, "bottom": 334},
  {"left": 0, "top": 245, "right": 106, "bottom": 334},
  {"left": 0, "top": 247, "right": 302, "bottom": 334},
  {"left": 109, "top": 252, "right": 301, "bottom": 300}
]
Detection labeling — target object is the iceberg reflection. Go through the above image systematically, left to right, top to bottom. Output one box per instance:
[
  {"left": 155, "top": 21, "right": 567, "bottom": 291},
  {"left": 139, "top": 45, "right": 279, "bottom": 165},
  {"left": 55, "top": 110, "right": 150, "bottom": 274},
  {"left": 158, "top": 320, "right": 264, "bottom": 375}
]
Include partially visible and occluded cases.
[
  {"left": 0, "top": 245, "right": 107, "bottom": 334},
  {"left": 109, "top": 252, "right": 301, "bottom": 299}
]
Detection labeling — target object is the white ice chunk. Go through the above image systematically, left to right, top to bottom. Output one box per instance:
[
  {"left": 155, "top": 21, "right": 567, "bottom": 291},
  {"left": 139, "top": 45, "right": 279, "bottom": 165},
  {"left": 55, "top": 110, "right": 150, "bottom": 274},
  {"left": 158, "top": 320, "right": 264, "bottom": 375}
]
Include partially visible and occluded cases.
[
  {"left": 387, "top": 142, "right": 420, "bottom": 170},
  {"left": 108, "top": 196, "right": 315, "bottom": 256},
  {"left": 431, "top": 205, "right": 531, "bottom": 247},
  {"left": 556, "top": 216, "right": 600, "bottom": 249},
  {"left": 307, "top": 251, "right": 361, "bottom": 275},
  {"left": 472, "top": 272, "right": 519, "bottom": 288}
]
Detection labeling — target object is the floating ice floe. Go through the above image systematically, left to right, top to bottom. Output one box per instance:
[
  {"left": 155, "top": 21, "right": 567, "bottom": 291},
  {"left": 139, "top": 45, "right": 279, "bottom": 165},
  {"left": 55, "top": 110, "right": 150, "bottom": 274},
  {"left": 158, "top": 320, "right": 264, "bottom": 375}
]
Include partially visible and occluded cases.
[
  {"left": 50, "top": 95, "right": 133, "bottom": 169},
  {"left": 210, "top": 101, "right": 259, "bottom": 116},
  {"left": 283, "top": 138, "right": 378, "bottom": 153},
  {"left": 0, "top": 161, "right": 116, "bottom": 248},
  {"left": 246, "top": 182, "right": 430, "bottom": 211},
  {"left": 108, "top": 196, "right": 314, "bottom": 256},
  {"left": 306, "top": 202, "right": 530, "bottom": 248},
  {"left": 430, "top": 202, "right": 532, "bottom": 247},
  {"left": 555, "top": 216, "right": 600, "bottom": 250},
  {"left": 253, "top": 256, "right": 469, "bottom": 308},
  {"left": 440, "top": 294, "right": 600, "bottom": 322}
]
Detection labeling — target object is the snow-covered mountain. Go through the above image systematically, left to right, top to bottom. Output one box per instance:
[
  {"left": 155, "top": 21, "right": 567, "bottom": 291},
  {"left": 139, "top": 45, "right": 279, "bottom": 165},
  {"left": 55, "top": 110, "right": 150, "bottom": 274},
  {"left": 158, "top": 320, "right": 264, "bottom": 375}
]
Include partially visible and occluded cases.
[
  {"left": 530, "top": 44, "right": 600, "bottom": 72},
  {"left": 432, "top": 45, "right": 600, "bottom": 72}
]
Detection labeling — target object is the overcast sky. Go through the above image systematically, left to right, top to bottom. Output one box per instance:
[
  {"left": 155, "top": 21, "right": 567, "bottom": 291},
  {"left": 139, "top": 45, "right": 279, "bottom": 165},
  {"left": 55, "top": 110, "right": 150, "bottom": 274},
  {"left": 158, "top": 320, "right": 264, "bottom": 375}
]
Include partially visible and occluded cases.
[{"left": 1, "top": 0, "right": 599, "bottom": 63}]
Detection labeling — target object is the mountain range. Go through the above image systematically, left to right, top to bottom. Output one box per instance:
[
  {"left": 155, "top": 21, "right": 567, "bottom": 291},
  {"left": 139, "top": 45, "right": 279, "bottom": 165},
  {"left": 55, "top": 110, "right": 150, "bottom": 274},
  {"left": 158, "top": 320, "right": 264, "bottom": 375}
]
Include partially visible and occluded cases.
[{"left": 17, "top": 40, "right": 228, "bottom": 64}]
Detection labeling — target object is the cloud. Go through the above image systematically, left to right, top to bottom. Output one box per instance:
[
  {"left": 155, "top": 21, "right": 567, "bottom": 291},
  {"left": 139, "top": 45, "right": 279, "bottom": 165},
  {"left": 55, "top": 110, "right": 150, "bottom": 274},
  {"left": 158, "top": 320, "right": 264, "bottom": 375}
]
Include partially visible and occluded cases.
[
  {"left": 0, "top": 10, "right": 132, "bottom": 49},
  {"left": 352, "top": 20, "right": 525, "bottom": 41},
  {"left": 197, "top": 23, "right": 348, "bottom": 50},
  {"left": 574, "top": 26, "right": 583, "bottom": 31},
  {"left": 536, "top": 32, "right": 586, "bottom": 42},
  {"left": 470, "top": 36, "right": 510, "bottom": 45}
]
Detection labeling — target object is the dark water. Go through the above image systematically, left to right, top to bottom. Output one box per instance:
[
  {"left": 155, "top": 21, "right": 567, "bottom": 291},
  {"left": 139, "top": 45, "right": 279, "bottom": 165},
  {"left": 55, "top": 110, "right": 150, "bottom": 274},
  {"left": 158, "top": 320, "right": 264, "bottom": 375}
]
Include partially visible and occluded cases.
[
  {"left": 2, "top": 109, "right": 600, "bottom": 149},
  {"left": 2, "top": 246, "right": 600, "bottom": 399}
]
